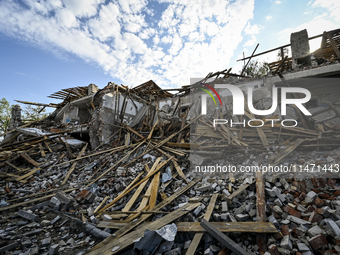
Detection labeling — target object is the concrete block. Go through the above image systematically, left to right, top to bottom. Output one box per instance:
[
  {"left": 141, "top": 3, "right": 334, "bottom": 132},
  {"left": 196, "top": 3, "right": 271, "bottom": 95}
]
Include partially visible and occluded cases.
[
  {"left": 196, "top": 183, "right": 211, "bottom": 192},
  {"left": 222, "top": 189, "right": 230, "bottom": 196},
  {"left": 55, "top": 191, "right": 71, "bottom": 204},
  {"left": 305, "top": 191, "right": 317, "bottom": 204},
  {"left": 50, "top": 197, "right": 61, "bottom": 208},
  {"left": 221, "top": 202, "right": 228, "bottom": 212},
  {"left": 234, "top": 205, "right": 245, "bottom": 215},
  {"left": 273, "top": 206, "right": 283, "bottom": 215},
  {"left": 17, "top": 210, "right": 39, "bottom": 221},
  {"left": 213, "top": 213, "right": 221, "bottom": 221},
  {"left": 220, "top": 213, "right": 228, "bottom": 221},
  {"left": 103, "top": 214, "right": 112, "bottom": 221},
  {"left": 235, "top": 214, "right": 249, "bottom": 221},
  {"left": 50, "top": 215, "right": 61, "bottom": 225},
  {"left": 268, "top": 215, "right": 280, "bottom": 229},
  {"left": 287, "top": 215, "right": 311, "bottom": 225},
  {"left": 325, "top": 219, "right": 340, "bottom": 236},
  {"left": 41, "top": 220, "right": 51, "bottom": 226},
  {"left": 307, "top": 225, "right": 324, "bottom": 237},
  {"left": 23, "top": 229, "right": 43, "bottom": 236},
  {"left": 280, "top": 236, "right": 292, "bottom": 250},
  {"left": 41, "top": 237, "right": 51, "bottom": 247},
  {"left": 184, "top": 240, "right": 191, "bottom": 250},
  {"left": 297, "top": 243, "right": 310, "bottom": 252},
  {"left": 49, "top": 244, "right": 60, "bottom": 255},
  {"left": 204, "top": 248, "right": 214, "bottom": 255}
]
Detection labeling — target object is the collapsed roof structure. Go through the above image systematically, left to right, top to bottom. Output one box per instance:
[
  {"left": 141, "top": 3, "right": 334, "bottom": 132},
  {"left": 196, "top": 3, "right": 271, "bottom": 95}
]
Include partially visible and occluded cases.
[{"left": 0, "top": 28, "right": 340, "bottom": 255}]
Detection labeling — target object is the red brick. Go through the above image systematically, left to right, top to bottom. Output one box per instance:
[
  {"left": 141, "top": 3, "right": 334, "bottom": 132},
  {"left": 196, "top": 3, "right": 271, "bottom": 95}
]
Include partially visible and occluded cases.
[
  {"left": 312, "top": 178, "right": 318, "bottom": 188},
  {"left": 328, "top": 179, "right": 336, "bottom": 187},
  {"left": 300, "top": 181, "right": 307, "bottom": 193},
  {"left": 312, "top": 188, "right": 320, "bottom": 193},
  {"left": 333, "top": 190, "right": 340, "bottom": 196},
  {"left": 298, "top": 192, "right": 306, "bottom": 200},
  {"left": 319, "top": 193, "right": 330, "bottom": 199},
  {"left": 314, "top": 197, "right": 324, "bottom": 207},
  {"left": 307, "top": 205, "right": 315, "bottom": 212},
  {"left": 283, "top": 206, "right": 301, "bottom": 218},
  {"left": 315, "top": 208, "right": 329, "bottom": 217},
  {"left": 309, "top": 212, "right": 323, "bottom": 223},
  {"left": 281, "top": 225, "right": 289, "bottom": 236},
  {"left": 292, "top": 227, "right": 305, "bottom": 237},
  {"left": 309, "top": 234, "right": 328, "bottom": 250},
  {"left": 268, "top": 245, "right": 280, "bottom": 255}
]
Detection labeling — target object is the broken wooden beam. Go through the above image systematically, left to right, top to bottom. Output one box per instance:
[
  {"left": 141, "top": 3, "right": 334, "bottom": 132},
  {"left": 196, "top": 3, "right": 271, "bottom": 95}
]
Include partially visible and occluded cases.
[
  {"left": 200, "top": 219, "right": 252, "bottom": 255},
  {"left": 97, "top": 221, "right": 279, "bottom": 233}
]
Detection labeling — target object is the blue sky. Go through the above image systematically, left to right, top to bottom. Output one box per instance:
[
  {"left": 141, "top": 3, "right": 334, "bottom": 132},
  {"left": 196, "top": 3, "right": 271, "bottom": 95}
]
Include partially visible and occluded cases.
[{"left": 0, "top": 0, "right": 339, "bottom": 109}]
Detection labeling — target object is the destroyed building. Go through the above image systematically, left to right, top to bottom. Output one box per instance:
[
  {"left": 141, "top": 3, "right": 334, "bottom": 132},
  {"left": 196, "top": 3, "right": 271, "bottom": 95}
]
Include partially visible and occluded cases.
[{"left": 0, "top": 28, "right": 340, "bottom": 255}]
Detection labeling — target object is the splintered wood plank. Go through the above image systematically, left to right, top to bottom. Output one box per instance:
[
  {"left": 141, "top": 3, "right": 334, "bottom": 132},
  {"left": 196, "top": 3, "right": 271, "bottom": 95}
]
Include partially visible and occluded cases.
[
  {"left": 270, "top": 138, "right": 306, "bottom": 166},
  {"left": 87, "top": 141, "right": 145, "bottom": 188},
  {"left": 38, "top": 143, "right": 46, "bottom": 157},
  {"left": 61, "top": 143, "right": 88, "bottom": 185},
  {"left": 20, "top": 153, "right": 39, "bottom": 167},
  {"left": 98, "top": 157, "right": 169, "bottom": 214},
  {"left": 172, "top": 159, "right": 188, "bottom": 183},
  {"left": 5, "top": 161, "right": 22, "bottom": 172},
  {"left": 16, "top": 167, "right": 41, "bottom": 181},
  {"left": 96, "top": 171, "right": 143, "bottom": 214},
  {"left": 149, "top": 172, "right": 161, "bottom": 209},
  {"left": 256, "top": 172, "right": 267, "bottom": 253},
  {"left": 87, "top": 179, "right": 199, "bottom": 255},
  {"left": 111, "top": 180, "right": 149, "bottom": 219},
  {"left": 123, "top": 180, "right": 149, "bottom": 212},
  {"left": 227, "top": 182, "right": 254, "bottom": 201},
  {"left": 124, "top": 183, "right": 153, "bottom": 222},
  {"left": 0, "top": 187, "right": 77, "bottom": 212},
  {"left": 186, "top": 194, "right": 218, "bottom": 255},
  {"left": 93, "top": 196, "right": 109, "bottom": 214},
  {"left": 86, "top": 202, "right": 202, "bottom": 255},
  {"left": 200, "top": 219, "right": 251, "bottom": 255},
  {"left": 97, "top": 221, "right": 278, "bottom": 234},
  {"left": 177, "top": 222, "right": 278, "bottom": 233}
]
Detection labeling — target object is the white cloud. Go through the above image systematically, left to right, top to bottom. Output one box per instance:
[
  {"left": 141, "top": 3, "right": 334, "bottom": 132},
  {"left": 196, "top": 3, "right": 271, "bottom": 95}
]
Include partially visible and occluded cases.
[
  {"left": 0, "top": 0, "right": 256, "bottom": 88},
  {"left": 61, "top": 0, "right": 104, "bottom": 18},
  {"left": 312, "top": 0, "right": 340, "bottom": 22},
  {"left": 275, "top": 1, "right": 282, "bottom": 4},
  {"left": 88, "top": 3, "right": 121, "bottom": 41},
  {"left": 55, "top": 8, "right": 78, "bottom": 28},
  {"left": 266, "top": 15, "right": 272, "bottom": 20},
  {"left": 244, "top": 22, "right": 261, "bottom": 35},
  {"left": 243, "top": 35, "right": 257, "bottom": 47}
]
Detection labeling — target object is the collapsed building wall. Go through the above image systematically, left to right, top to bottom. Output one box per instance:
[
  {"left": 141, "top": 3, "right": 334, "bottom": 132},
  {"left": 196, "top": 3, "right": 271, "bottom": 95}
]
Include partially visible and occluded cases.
[{"left": 89, "top": 85, "right": 146, "bottom": 149}]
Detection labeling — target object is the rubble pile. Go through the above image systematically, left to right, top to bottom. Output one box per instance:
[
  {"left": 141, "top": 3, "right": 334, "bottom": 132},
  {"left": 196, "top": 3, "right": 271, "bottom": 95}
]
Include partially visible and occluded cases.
[{"left": 1, "top": 27, "right": 340, "bottom": 255}]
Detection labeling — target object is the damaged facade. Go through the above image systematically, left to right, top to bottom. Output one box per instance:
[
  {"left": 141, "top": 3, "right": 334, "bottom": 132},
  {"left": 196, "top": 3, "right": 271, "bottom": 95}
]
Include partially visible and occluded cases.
[{"left": 0, "top": 28, "right": 340, "bottom": 255}]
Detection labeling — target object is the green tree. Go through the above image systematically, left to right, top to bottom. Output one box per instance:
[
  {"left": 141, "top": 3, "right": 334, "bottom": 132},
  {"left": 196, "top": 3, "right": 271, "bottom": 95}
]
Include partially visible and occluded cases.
[
  {"left": 277, "top": 48, "right": 289, "bottom": 61},
  {"left": 242, "top": 60, "right": 270, "bottom": 78},
  {"left": 0, "top": 98, "right": 12, "bottom": 134},
  {"left": 22, "top": 105, "right": 48, "bottom": 121}
]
